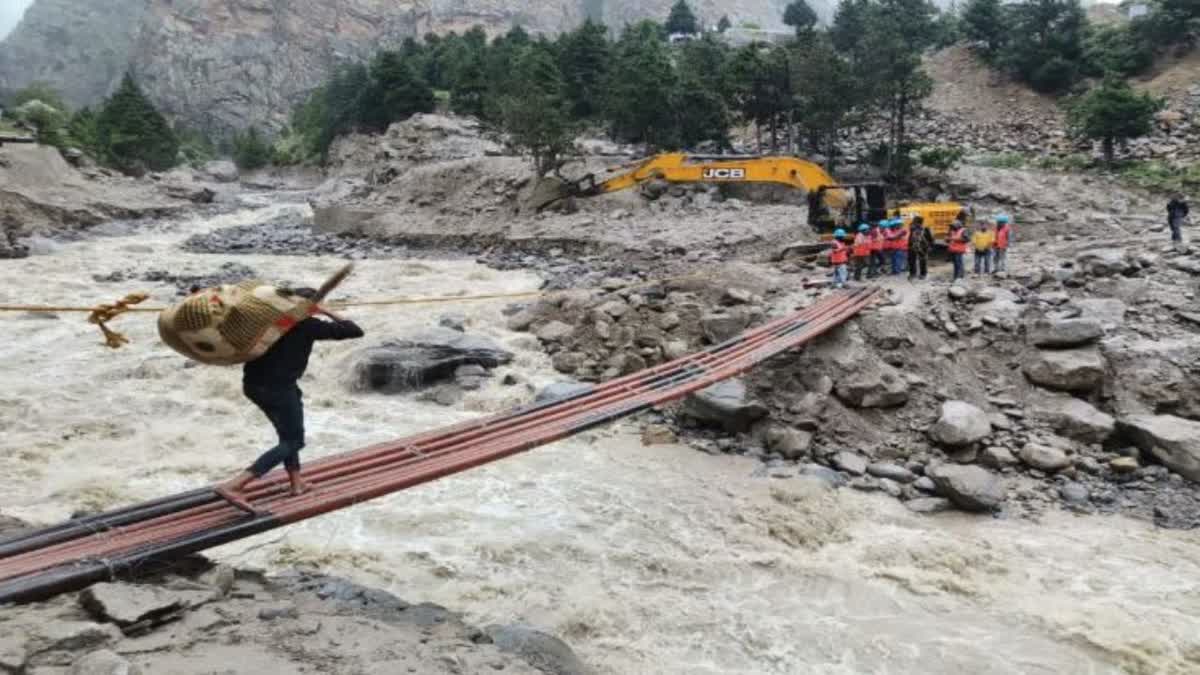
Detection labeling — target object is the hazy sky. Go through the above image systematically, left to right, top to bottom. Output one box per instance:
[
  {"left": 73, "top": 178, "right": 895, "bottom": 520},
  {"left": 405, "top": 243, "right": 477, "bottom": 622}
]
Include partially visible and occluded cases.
[
  {"left": 0, "top": 0, "right": 34, "bottom": 40},
  {"left": 0, "top": 0, "right": 1125, "bottom": 43}
]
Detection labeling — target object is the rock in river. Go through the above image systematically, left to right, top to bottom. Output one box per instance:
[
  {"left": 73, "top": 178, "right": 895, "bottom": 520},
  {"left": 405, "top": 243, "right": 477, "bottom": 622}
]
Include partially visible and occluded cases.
[
  {"left": 348, "top": 329, "right": 513, "bottom": 393},
  {"left": 1119, "top": 415, "right": 1200, "bottom": 483}
]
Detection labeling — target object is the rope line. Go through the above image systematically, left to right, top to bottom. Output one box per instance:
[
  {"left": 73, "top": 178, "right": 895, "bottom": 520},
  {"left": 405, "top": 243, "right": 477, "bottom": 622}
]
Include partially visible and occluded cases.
[{"left": 0, "top": 273, "right": 710, "bottom": 348}]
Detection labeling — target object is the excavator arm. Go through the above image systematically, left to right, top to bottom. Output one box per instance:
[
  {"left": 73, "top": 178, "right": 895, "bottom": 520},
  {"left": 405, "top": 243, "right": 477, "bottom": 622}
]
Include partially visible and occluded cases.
[{"left": 568, "top": 153, "right": 852, "bottom": 211}]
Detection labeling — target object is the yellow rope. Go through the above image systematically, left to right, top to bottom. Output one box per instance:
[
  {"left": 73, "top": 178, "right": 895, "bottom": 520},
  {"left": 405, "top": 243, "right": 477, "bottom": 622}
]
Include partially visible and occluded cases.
[
  {"left": 0, "top": 273, "right": 707, "bottom": 349},
  {"left": 85, "top": 293, "right": 152, "bottom": 349}
]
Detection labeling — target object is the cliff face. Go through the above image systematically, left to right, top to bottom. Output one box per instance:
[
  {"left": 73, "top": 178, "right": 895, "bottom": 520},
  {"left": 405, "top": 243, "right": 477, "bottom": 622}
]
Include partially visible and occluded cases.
[
  {"left": 0, "top": 0, "right": 789, "bottom": 136},
  {"left": 0, "top": 0, "right": 148, "bottom": 108}
]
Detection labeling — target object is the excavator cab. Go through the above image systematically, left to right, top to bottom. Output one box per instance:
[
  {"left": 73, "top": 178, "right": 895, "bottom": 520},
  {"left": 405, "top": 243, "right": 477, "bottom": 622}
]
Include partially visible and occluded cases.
[{"left": 810, "top": 184, "right": 887, "bottom": 238}]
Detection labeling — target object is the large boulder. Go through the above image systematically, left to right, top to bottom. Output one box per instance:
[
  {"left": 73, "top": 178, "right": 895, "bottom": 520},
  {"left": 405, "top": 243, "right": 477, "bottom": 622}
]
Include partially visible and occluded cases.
[
  {"left": 202, "top": 160, "right": 239, "bottom": 183},
  {"left": 1076, "top": 249, "right": 1134, "bottom": 277},
  {"left": 1073, "top": 298, "right": 1127, "bottom": 330},
  {"left": 700, "top": 309, "right": 754, "bottom": 343},
  {"left": 1025, "top": 317, "right": 1103, "bottom": 348},
  {"left": 348, "top": 329, "right": 513, "bottom": 393},
  {"left": 1104, "top": 336, "right": 1200, "bottom": 419},
  {"left": 1023, "top": 348, "right": 1105, "bottom": 393},
  {"left": 834, "top": 368, "right": 910, "bottom": 408},
  {"left": 682, "top": 379, "right": 769, "bottom": 433},
  {"left": 535, "top": 382, "right": 594, "bottom": 404},
  {"left": 1030, "top": 395, "right": 1115, "bottom": 444},
  {"left": 929, "top": 401, "right": 992, "bottom": 447},
  {"left": 1119, "top": 415, "right": 1200, "bottom": 483},
  {"left": 926, "top": 464, "right": 1006, "bottom": 512},
  {"left": 79, "top": 583, "right": 206, "bottom": 629},
  {"left": 485, "top": 624, "right": 589, "bottom": 675},
  {"left": 70, "top": 649, "right": 143, "bottom": 675}
]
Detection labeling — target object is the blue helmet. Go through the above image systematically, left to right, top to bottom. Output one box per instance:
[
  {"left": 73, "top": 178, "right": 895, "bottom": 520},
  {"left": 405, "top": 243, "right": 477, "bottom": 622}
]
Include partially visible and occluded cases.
[
  {"left": 995, "top": 214, "right": 1011, "bottom": 224},
  {"left": 886, "top": 220, "right": 899, "bottom": 228},
  {"left": 858, "top": 223, "right": 870, "bottom": 232},
  {"left": 833, "top": 228, "right": 848, "bottom": 239}
]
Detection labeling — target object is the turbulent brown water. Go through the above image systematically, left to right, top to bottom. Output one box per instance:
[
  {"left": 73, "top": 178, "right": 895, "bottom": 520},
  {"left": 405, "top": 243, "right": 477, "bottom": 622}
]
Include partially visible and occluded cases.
[{"left": 2, "top": 200, "right": 1199, "bottom": 674}]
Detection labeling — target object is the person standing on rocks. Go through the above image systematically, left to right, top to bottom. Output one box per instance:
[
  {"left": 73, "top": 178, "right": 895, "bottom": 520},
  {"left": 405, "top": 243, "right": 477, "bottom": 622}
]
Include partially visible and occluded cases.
[
  {"left": 1167, "top": 194, "right": 1189, "bottom": 244},
  {"left": 992, "top": 214, "right": 1012, "bottom": 273},
  {"left": 907, "top": 216, "right": 934, "bottom": 281},
  {"left": 892, "top": 219, "right": 910, "bottom": 275},
  {"left": 881, "top": 220, "right": 901, "bottom": 275},
  {"left": 948, "top": 220, "right": 969, "bottom": 281},
  {"left": 971, "top": 220, "right": 994, "bottom": 275},
  {"left": 868, "top": 221, "right": 886, "bottom": 278},
  {"left": 851, "top": 223, "right": 871, "bottom": 281},
  {"left": 829, "top": 228, "right": 850, "bottom": 289},
  {"left": 216, "top": 289, "right": 365, "bottom": 512}
]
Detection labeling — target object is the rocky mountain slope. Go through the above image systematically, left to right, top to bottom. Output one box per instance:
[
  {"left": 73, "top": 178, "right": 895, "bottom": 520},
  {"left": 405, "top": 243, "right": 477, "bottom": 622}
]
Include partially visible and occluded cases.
[{"left": 0, "top": 0, "right": 790, "bottom": 135}]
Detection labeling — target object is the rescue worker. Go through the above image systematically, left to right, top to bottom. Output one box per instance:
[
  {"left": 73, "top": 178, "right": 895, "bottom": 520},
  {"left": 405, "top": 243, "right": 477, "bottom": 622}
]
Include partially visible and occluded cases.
[
  {"left": 1168, "top": 194, "right": 1189, "bottom": 244},
  {"left": 992, "top": 214, "right": 1012, "bottom": 274},
  {"left": 907, "top": 215, "right": 934, "bottom": 281},
  {"left": 892, "top": 219, "right": 910, "bottom": 275},
  {"left": 881, "top": 220, "right": 900, "bottom": 275},
  {"left": 948, "top": 220, "right": 969, "bottom": 281},
  {"left": 972, "top": 220, "right": 994, "bottom": 275},
  {"left": 868, "top": 221, "right": 886, "bottom": 278},
  {"left": 851, "top": 223, "right": 871, "bottom": 281},
  {"left": 829, "top": 228, "right": 850, "bottom": 289},
  {"left": 216, "top": 289, "right": 365, "bottom": 512}
]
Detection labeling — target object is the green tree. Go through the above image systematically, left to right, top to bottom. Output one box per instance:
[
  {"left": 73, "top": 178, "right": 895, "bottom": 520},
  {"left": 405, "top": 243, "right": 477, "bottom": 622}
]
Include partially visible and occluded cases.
[
  {"left": 666, "top": 0, "right": 699, "bottom": 35},
  {"left": 783, "top": 0, "right": 819, "bottom": 36},
  {"left": 831, "top": 0, "right": 870, "bottom": 52},
  {"left": 860, "top": 0, "right": 937, "bottom": 177},
  {"left": 962, "top": 0, "right": 1007, "bottom": 59},
  {"left": 1001, "top": 0, "right": 1087, "bottom": 93},
  {"left": 718, "top": 15, "right": 732, "bottom": 33},
  {"left": 560, "top": 18, "right": 611, "bottom": 119},
  {"left": 605, "top": 21, "right": 677, "bottom": 146},
  {"left": 1084, "top": 24, "right": 1155, "bottom": 78},
  {"left": 675, "top": 36, "right": 732, "bottom": 148},
  {"left": 790, "top": 36, "right": 861, "bottom": 170},
  {"left": 500, "top": 46, "right": 573, "bottom": 176},
  {"left": 450, "top": 49, "right": 488, "bottom": 117},
  {"left": 359, "top": 50, "right": 435, "bottom": 132},
  {"left": 96, "top": 73, "right": 180, "bottom": 173},
  {"left": 1068, "top": 76, "right": 1162, "bottom": 163},
  {"left": 8, "top": 82, "right": 68, "bottom": 114},
  {"left": 14, "top": 100, "right": 66, "bottom": 146},
  {"left": 66, "top": 106, "right": 100, "bottom": 154},
  {"left": 232, "top": 126, "right": 273, "bottom": 170}
]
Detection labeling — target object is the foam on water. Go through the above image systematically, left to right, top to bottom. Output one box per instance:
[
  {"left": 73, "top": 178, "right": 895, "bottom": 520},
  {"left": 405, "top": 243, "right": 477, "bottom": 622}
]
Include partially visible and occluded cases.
[{"left": 2, "top": 200, "right": 1198, "bottom": 674}]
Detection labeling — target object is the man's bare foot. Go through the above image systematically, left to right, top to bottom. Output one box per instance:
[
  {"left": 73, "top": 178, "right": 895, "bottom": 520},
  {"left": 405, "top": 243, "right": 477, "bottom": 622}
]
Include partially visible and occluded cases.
[
  {"left": 289, "top": 481, "right": 312, "bottom": 497},
  {"left": 214, "top": 486, "right": 259, "bottom": 515}
]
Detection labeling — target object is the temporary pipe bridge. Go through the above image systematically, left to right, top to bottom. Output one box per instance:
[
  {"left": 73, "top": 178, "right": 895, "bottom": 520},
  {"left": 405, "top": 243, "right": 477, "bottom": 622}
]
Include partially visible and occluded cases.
[{"left": 0, "top": 288, "right": 879, "bottom": 604}]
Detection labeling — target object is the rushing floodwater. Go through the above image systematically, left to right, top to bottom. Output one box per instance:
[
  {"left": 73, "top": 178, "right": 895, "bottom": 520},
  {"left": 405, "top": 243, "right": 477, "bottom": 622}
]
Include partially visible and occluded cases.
[{"left": 2, "top": 198, "right": 1199, "bottom": 674}]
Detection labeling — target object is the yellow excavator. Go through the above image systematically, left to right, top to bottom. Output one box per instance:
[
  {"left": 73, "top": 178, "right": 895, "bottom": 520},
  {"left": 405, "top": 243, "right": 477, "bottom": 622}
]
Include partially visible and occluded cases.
[{"left": 555, "top": 153, "right": 969, "bottom": 243}]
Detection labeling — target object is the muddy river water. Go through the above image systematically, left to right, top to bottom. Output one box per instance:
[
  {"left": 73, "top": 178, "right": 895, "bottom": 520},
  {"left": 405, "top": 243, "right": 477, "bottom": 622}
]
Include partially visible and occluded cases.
[{"left": 1, "top": 198, "right": 1198, "bottom": 674}]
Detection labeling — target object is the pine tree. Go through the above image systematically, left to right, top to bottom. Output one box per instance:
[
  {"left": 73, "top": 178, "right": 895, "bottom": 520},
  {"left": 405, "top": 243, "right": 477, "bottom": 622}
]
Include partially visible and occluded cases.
[
  {"left": 665, "top": 0, "right": 699, "bottom": 35},
  {"left": 783, "top": 0, "right": 819, "bottom": 36},
  {"left": 962, "top": 0, "right": 1007, "bottom": 58},
  {"left": 1001, "top": 0, "right": 1087, "bottom": 93},
  {"left": 717, "top": 15, "right": 732, "bottom": 33},
  {"left": 560, "top": 19, "right": 612, "bottom": 119},
  {"left": 605, "top": 21, "right": 677, "bottom": 146},
  {"left": 791, "top": 35, "right": 861, "bottom": 170},
  {"left": 500, "top": 46, "right": 573, "bottom": 176},
  {"left": 359, "top": 51, "right": 435, "bottom": 132},
  {"left": 96, "top": 73, "right": 180, "bottom": 173},
  {"left": 1069, "top": 76, "right": 1161, "bottom": 163},
  {"left": 67, "top": 106, "right": 100, "bottom": 155},
  {"left": 232, "top": 126, "right": 272, "bottom": 170}
]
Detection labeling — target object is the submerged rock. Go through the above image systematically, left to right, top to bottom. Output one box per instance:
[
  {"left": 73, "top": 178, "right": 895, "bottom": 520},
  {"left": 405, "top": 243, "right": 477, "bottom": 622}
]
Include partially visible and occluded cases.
[
  {"left": 348, "top": 329, "right": 513, "bottom": 393},
  {"left": 484, "top": 624, "right": 590, "bottom": 675}
]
